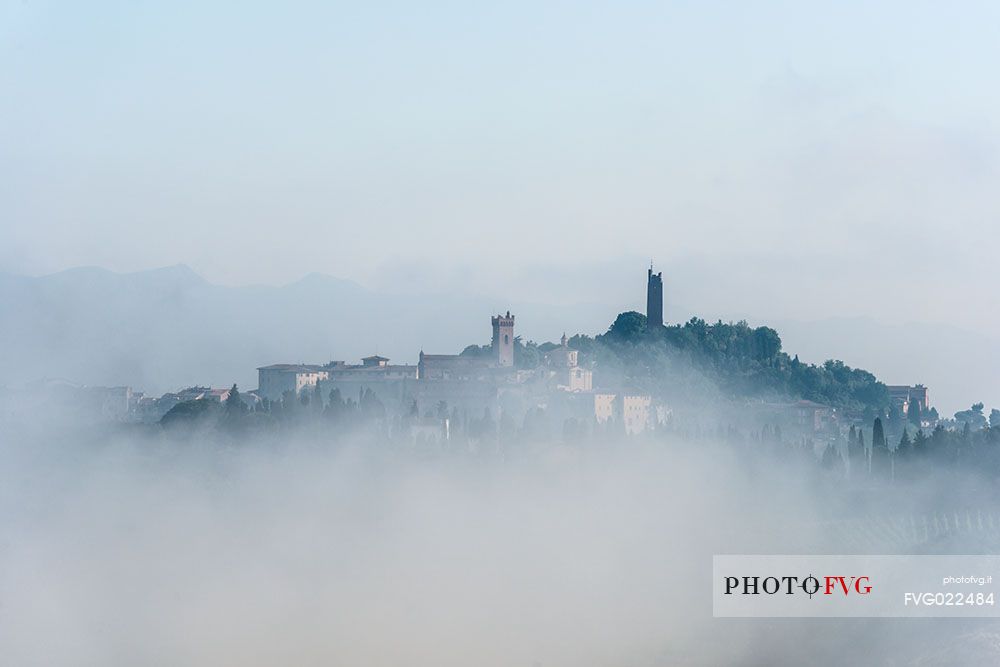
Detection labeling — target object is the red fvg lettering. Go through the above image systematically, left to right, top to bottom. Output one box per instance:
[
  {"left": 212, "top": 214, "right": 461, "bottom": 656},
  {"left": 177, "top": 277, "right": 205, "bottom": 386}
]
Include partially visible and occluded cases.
[{"left": 824, "top": 576, "right": 872, "bottom": 595}]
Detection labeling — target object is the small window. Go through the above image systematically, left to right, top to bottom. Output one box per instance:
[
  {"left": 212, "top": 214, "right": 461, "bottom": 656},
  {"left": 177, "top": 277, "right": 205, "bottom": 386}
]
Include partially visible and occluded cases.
[{"left": 504, "top": 334, "right": 509, "bottom": 345}]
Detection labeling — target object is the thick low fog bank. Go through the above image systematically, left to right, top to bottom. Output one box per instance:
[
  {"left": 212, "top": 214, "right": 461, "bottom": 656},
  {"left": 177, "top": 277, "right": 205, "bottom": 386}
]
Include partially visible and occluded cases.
[{"left": 3, "top": 420, "right": 1000, "bottom": 665}]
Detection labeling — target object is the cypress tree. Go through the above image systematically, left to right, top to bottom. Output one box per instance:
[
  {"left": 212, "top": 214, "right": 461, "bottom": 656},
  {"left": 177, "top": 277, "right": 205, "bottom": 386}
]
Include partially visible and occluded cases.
[
  {"left": 224, "top": 383, "right": 245, "bottom": 416},
  {"left": 871, "top": 417, "right": 889, "bottom": 478},
  {"left": 873, "top": 417, "right": 886, "bottom": 450},
  {"left": 846, "top": 425, "right": 861, "bottom": 470},
  {"left": 898, "top": 430, "right": 912, "bottom": 457}
]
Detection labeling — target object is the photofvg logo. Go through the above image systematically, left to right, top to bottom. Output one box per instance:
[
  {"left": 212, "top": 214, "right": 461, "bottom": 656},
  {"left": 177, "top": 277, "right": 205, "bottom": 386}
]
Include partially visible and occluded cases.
[
  {"left": 713, "top": 555, "right": 1000, "bottom": 618},
  {"left": 724, "top": 575, "right": 872, "bottom": 598}
]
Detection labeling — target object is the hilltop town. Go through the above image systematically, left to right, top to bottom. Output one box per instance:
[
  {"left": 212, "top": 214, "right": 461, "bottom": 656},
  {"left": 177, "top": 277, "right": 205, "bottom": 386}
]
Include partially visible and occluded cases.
[
  {"left": 10, "top": 265, "right": 981, "bottom": 451},
  {"left": 141, "top": 269, "right": 666, "bottom": 436}
]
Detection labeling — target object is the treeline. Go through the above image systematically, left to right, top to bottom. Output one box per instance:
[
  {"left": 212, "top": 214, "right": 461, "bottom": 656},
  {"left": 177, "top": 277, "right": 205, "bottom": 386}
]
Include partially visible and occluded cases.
[
  {"left": 156, "top": 384, "right": 617, "bottom": 449},
  {"left": 160, "top": 384, "right": 390, "bottom": 438},
  {"left": 724, "top": 414, "right": 1000, "bottom": 485},
  {"left": 839, "top": 417, "right": 1000, "bottom": 480}
]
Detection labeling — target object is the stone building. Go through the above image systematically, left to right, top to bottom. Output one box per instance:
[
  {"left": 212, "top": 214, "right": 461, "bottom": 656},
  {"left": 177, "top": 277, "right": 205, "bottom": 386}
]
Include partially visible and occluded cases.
[
  {"left": 647, "top": 264, "right": 663, "bottom": 328},
  {"left": 491, "top": 311, "right": 515, "bottom": 367},
  {"left": 417, "top": 312, "right": 517, "bottom": 380},
  {"left": 544, "top": 333, "right": 592, "bottom": 392},
  {"left": 417, "top": 352, "right": 492, "bottom": 381},
  {"left": 259, "top": 356, "right": 420, "bottom": 404},
  {"left": 320, "top": 356, "right": 417, "bottom": 410},
  {"left": 327, "top": 356, "right": 418, "bottom": 381},
  {"left": 256, "top": 364, "right": 330, "bottom": 401},
  {"left": 887, "top": 384, "right": 930, "bottom": 417},
  {"left": 558, "top": 390, "right": 654, "bottom": 434},
  {"left": 620, "top": 394, "right": 653, "bottom": 434}
]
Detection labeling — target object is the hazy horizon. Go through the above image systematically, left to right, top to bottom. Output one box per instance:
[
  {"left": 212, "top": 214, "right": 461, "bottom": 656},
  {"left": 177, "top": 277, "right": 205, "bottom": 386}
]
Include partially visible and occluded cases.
[
  {"left": 3, "top": 2, "right": 999, "bottom": 338},
  {"left": 7, "top": 255, "right": 999, "bottom": 335}
]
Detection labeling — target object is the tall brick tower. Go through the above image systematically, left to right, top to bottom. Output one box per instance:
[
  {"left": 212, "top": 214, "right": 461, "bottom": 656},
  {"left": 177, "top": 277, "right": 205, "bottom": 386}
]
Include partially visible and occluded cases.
[
  {"left": 647, "top": 264, "right": 663, "bottom": 328},
  {"left": 491, "top": 311, "right": 515, "bottom": 367}
]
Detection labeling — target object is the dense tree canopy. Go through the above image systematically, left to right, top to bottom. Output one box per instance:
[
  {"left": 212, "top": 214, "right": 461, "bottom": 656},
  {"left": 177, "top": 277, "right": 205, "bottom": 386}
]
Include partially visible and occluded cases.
[{"left": 565, "top": 313, "right": 890, "bottom": 414}]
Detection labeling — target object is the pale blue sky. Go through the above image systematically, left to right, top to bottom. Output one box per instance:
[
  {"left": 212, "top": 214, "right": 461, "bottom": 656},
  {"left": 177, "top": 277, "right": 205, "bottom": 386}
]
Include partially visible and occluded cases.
[{"left": 2, "top": 2, "right": 999, "bottom": 334}]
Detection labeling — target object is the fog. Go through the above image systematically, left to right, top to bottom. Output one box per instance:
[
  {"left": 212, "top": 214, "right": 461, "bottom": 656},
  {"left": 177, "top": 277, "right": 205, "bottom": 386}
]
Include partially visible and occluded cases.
[
  {"left": 4, "top": 2, "right": 1000, "bottom": 663},
  {"left": 3, "top": 409, "right": 1000, "bottom": 666}
]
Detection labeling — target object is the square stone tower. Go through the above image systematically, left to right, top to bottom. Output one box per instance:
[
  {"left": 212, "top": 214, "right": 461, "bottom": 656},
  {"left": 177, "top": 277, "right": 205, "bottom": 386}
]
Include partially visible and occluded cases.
[
  {"left": 647, "top": 265, "right": 663, "bottom": 328},
  {"left": 491, "top": 311, "right": 515, "bottom": 367}
]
